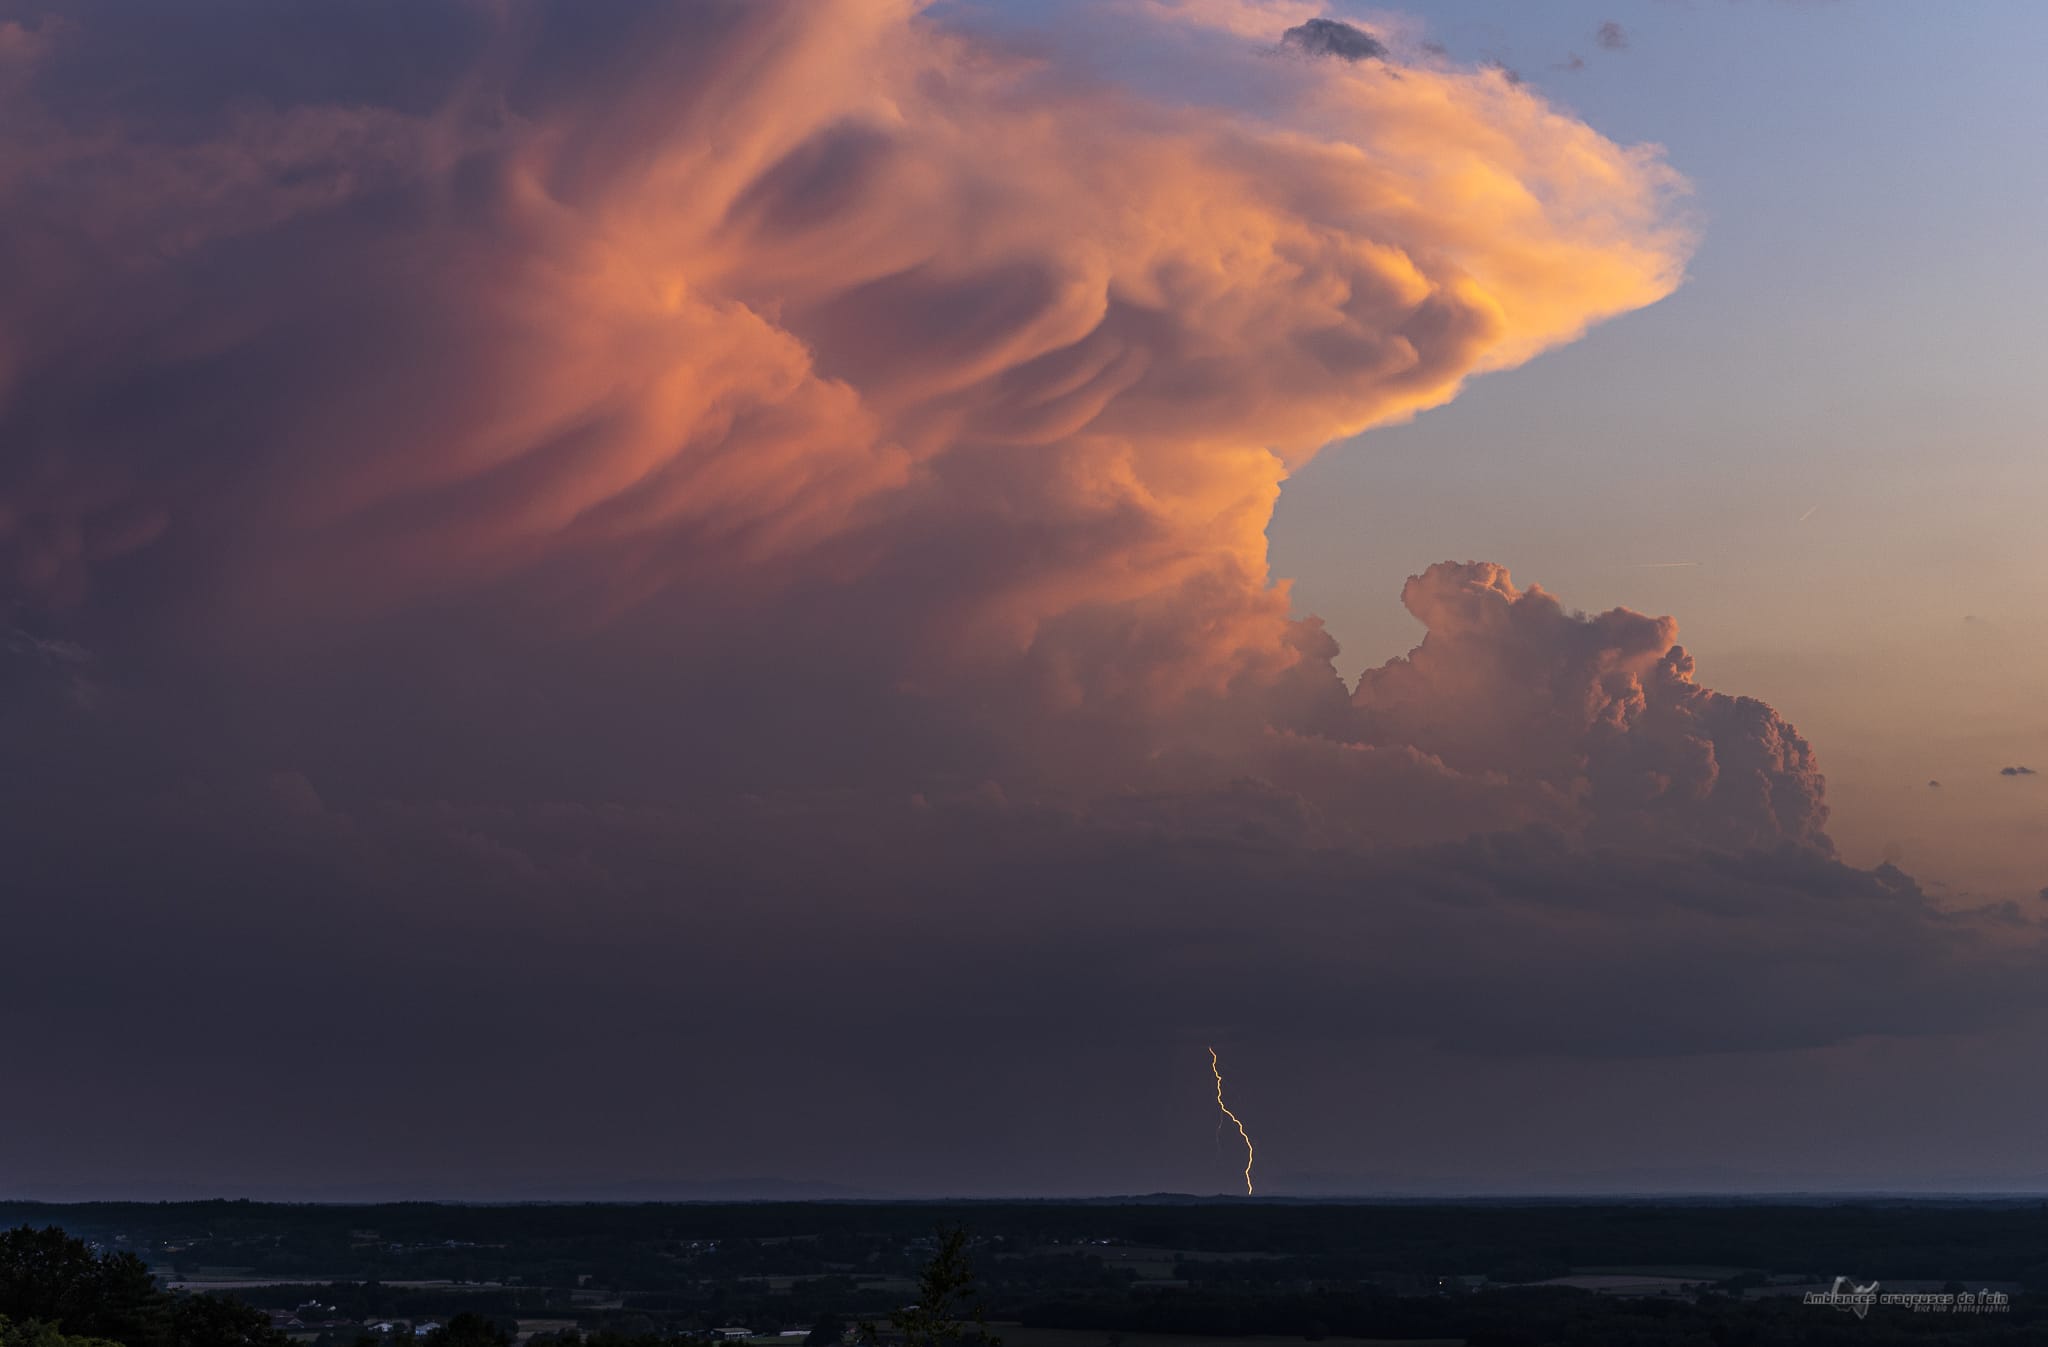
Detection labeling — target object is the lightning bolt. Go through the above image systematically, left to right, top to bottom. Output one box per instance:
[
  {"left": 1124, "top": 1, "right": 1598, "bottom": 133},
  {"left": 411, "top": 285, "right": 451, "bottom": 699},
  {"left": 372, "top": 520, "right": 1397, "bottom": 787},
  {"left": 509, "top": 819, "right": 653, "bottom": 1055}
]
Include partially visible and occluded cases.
[{"left": 1208, "top": 1046, "right": 1255, "bottom": 1196}]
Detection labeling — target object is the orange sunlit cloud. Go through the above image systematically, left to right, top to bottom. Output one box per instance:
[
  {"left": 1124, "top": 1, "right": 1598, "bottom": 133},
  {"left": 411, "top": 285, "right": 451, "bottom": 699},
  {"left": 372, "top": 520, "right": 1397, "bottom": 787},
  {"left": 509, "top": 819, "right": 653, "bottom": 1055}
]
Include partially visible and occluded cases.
[{"left": 1, "top": 0, "right": 1687, "bottom": 702}]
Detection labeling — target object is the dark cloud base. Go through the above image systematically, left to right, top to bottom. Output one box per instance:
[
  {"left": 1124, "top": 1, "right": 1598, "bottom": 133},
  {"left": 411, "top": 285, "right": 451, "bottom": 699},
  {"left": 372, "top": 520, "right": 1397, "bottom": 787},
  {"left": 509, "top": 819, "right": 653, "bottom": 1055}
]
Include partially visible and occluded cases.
[{"left": 5, "top": 738, "right": 2044, "bottom": 1193}]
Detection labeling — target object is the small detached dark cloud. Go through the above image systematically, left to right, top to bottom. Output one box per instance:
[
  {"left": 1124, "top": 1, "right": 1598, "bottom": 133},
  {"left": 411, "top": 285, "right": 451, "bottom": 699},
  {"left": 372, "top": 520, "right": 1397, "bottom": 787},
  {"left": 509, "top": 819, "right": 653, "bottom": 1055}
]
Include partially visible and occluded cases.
[
  {"left": 1281, "top": 17, "right": 1388, "bottom": 63},
  {"left": 1597, "top": 21, "right": 1630, "bottom": 52},
  {"left": 1555, "top": 53, "right": 1587, "bottom": 72},
  {"left": 2001, "top": 765, "right": 2038, "bottom": 777},
  {"left": 1928, "top": 779, "right": 1941, "bottom": 788}
]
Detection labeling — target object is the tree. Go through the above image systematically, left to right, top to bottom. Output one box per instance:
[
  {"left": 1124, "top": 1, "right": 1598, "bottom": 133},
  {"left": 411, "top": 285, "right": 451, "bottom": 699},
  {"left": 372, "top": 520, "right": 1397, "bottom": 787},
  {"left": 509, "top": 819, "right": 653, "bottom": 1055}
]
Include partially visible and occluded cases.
[
  {"left": 0, "top": 1227, "right": 288, "bottom": 1347},
  {"left": 0, "top": 1228, "right": 159, "bottom": 1346},
  {"left": 860, "top": 1228, "right": 1000, "bottom": 1347},
  {"left": 159, "top": 1293, "right": 289, "bottom": 1347},
  {"left": 804, "top": 1312, "right": 847, "bottom": 1345},
  {"left": 428, "top": 1314, "right": 514, "bottom": 1347},
  {"left": 0, "top": 1315, "right": 123, "bottom": 1347}
]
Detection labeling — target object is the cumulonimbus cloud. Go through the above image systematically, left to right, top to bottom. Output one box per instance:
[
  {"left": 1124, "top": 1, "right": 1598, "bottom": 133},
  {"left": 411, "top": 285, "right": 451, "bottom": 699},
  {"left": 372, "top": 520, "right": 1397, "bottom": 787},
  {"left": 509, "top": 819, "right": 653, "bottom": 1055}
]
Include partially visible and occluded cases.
[
  {"left": 0, "top": 0, "right": 1686, "bottom": 681},
  {"left": 4, "top": 0, "right": 2022, "bottom": 1117}
]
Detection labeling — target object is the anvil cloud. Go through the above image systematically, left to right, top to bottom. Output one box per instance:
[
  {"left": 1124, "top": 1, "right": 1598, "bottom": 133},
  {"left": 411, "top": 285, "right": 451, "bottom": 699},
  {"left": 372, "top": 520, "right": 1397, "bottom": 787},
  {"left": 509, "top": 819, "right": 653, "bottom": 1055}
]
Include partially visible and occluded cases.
[
  {"left": 0, "top": 0, "right": 2031, "bottom": 1195},
  {"left": 0, "top": 0, "right": 1683, "bottom": 669}
]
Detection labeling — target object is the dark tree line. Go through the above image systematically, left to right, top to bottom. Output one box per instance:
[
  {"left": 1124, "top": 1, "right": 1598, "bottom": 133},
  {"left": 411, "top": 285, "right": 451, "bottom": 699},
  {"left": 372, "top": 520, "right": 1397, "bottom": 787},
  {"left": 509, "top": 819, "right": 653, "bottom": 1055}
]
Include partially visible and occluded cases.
[{"left": 0, "top": 1226, "right": 284, "bottom": 1347}]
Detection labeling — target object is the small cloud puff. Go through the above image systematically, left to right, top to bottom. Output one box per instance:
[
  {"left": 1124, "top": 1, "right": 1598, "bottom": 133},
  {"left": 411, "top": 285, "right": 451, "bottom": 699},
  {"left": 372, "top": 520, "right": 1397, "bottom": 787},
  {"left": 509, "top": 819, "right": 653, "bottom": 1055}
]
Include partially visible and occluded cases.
[
  {"left": 1280, "top": 17, "right": 1387, "bottom": 62},
  {"left": 2001, "top": 765, "right": 2038, "bottom": 777}
]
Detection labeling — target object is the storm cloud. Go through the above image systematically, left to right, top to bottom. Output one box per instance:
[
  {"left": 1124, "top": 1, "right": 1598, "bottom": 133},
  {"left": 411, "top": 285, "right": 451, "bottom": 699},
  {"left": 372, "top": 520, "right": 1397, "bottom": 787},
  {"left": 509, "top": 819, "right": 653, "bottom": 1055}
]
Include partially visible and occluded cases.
[
  {"left": 0, "top": 0, "right": 2030, "bottom": 1195},
  {"left": 0, "top": 0, "right": 1701, "bottom": 815}
]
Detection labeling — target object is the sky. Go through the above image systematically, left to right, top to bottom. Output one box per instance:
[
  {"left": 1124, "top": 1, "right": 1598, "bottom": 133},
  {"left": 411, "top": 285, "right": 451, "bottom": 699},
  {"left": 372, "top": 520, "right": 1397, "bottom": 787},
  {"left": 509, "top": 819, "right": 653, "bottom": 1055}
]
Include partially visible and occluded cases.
[{"left": 1, "top": 0, "right": 2044, "bottom": 1201}]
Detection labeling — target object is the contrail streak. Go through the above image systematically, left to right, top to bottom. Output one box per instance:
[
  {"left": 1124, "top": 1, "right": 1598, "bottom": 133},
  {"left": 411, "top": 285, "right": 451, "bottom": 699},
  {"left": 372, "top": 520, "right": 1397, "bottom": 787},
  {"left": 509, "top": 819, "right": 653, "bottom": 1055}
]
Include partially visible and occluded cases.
[
  {"left": 1798, "top": 504, "right": 1820, "bottom": 522},
  {"left": 1633, "top": 561, "right": 1702, "bottom": 568},
  {"left": 1208, "top": 1046, "right": 1255, "bottom": 1196}
]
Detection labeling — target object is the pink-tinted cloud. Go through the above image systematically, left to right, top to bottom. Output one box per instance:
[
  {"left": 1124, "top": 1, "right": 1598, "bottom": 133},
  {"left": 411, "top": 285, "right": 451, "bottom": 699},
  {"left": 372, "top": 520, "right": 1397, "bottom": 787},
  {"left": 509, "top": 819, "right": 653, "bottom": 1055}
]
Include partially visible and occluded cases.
[
  {"left": 0, "top": 0, "right": 1686, "bottom": 695},
  {"left": 0, "top": 1, "right": 1838, "bottom": 946},
  {"left": 1347, "top": 563, "right": 1830, "bottom": 851}
]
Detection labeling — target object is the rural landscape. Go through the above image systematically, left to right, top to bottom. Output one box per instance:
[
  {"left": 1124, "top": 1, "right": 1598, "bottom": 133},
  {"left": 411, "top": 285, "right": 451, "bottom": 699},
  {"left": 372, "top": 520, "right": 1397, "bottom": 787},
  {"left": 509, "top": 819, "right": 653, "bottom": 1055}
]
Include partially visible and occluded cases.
[{"left": 4, "top": 1201, "right": 2044, "bottom": 1345}]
